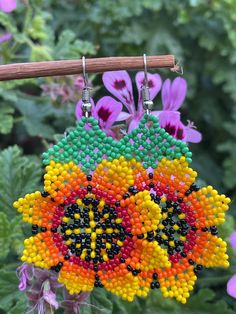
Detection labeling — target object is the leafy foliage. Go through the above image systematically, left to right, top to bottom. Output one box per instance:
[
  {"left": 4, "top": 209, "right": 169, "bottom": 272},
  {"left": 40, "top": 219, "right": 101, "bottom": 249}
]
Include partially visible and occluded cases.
[
  {"left": 0, "top": 0, "right": 236, "bottom": 313},
  {"left": 0, "top": 105, "right": 14, "bottom": 134},
  {"left": 0, "top": 146, "right": 42, "bottom": 218},
  {"left": 0, "top": 212, "right": 11, "bottom": 259},
  {"left": 0, "top": 264, "right": 26, "bottom": 312},
  {"left": 79, "top": 288, "right": 236, "bottom": 314},
  {"left": 80, "top": 290, "right": 113, "bottom": 314}
]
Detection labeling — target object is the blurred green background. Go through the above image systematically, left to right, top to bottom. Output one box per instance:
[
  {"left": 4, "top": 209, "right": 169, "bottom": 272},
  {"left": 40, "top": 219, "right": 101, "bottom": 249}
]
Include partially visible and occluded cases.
[{"left": 0, "top": 0, "right": 236, "bottom": 313}]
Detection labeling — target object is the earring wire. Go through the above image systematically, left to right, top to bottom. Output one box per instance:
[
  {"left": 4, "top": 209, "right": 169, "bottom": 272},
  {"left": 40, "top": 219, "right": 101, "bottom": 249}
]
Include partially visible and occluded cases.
[
  {"left": 142, "top": 54, "right": 153, "bottom": 115},
  {"left": 143, "top": 54, "right": 148, "bottom": 89},
  {"left": 81, "top": 56, "right": 92, "bottom": 118},
  {"left": 82, "top": 56, "right": 89, "bottom": 88}
]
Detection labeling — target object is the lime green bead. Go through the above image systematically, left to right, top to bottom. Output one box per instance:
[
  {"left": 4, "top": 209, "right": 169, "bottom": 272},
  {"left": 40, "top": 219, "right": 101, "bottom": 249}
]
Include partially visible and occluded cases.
[
  {"left": 125, "top": 147, "right": 131, "bottom": 154},
  {"left": 42, "top": 152, "right": 48, "bottom": 159},
  {"left": 80, "top": 152, "right": 86, "bottom": 159},
  {"left": 175, "top": 153, "right": 182, "bottom": 158},
  {"left": 126, "top": 154, "right": 132, "bottom": 159},
  {"left": 42, "top": 159, "right": 49, "bottom": 165}
]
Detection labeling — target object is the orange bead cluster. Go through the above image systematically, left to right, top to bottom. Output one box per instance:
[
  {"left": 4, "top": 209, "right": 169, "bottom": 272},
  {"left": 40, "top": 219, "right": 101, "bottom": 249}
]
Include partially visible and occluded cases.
[{"left": 14, "top": 135, "right": 231, "bottom": 303}]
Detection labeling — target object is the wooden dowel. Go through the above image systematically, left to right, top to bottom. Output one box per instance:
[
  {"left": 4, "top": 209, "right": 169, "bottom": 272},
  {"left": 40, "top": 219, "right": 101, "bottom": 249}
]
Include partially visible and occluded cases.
[{"left": 0, "top": 55, "right": 175, "bottom": 81}]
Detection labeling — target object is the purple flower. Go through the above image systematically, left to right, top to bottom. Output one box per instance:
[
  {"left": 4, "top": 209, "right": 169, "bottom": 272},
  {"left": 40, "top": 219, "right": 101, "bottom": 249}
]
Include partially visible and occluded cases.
[
  {"left": 0, "top": 0, "right": 16, "bottom": 13},
  {"left": 0, "top": 32, "right": 12, "bottom": 43},
  {"left": 102, "top": 70, "right": 162, "bottom": 132},
  {"left": 41, "top": 75, "right": 88, "bottom": 104},
  {"left": 74, "top": 75, "right": 85, "bottom": 91},
  {"left": 158, "top": 77, "right": 202, "bottom": 143},
  {"left": 41, "top": 83, "right": 73, "bottom": 103},
  {"left": 75, "top": 96, "right": 122, "bottom": 138},
  {"left": 227, "top": 231, "right": 236, "bottom": 298},
  {"left": 230, "top": 231, "right": 236, "bottom": 251},
  {"left": 17, "top": 263, "right": 34, "bottom": 291},
  {"left": 22, "top": 268, "right": 62, "bottom": 313},
  {"left": 227, "top": 274, "right": 236, "bottom": 299},
  {"left": 26, "top": 280, "right": 59, "bottom": 314},
  {"left": 61, "top": 288, "right": 89, "bottom": 314}
]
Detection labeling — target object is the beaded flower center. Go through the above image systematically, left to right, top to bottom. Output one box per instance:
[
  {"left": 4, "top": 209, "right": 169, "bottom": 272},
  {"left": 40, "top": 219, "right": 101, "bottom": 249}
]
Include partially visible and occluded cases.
[
  {"left": 151, "top": 189, "right": 197, "bottom": 258},
  {"left": 59, "top": 196, "right": 125, "bottom": 264}
]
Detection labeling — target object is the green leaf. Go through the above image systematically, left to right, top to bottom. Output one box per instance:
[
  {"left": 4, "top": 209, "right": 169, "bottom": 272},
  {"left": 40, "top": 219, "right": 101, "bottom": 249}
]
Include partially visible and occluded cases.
[
  {"left": 0, "top": 12, "right": 18, "bottom": 36},
  {"left": 27, "top": 15, "right": 48, "bottom": 40},
  {"left": 53, "top": 30, "right": 96, "bottom": 59},
  {"left": 31, "top": 44, "right": 53, "bottom": 61},
  {"left": 0, "top": 80, "right": 36, "bottom": 99},
  {"left": 13, "top": 95, "right": 55, "bottom": 139},
  {"left": 0, "top": 105, "right": 14, "bottom": 134},
  {"left": 0, "top": 146, "right": 42, "bottom": 218},
  {"left": 0, "top": 212, "right": 11, "bottom": 259},
  {"left": 218, "top": 214, "right": 235, "bottom": 240},
  {"left": 10, "top": 216, "right": 24, "bottom": 256},
  {"left": 0, "top": 265, "right": 23, "bottom": 312},
  {"left": 197, "top": 272, "right": 231, "bottom": 288},
  {"left": 145, "top": 289, "right": 235, "bottom": 314},
  {"left": 184, "top": 289, "right": 235, "bottom": 314},
  {"left": 80, "top": 290, "right": 113, "bottom": 314},
  {"left": 145, "top": 290, "right": 180, "bottom": 314},
  {"left": 111, "top": 295, "right": 144, "bottom": 314},
  {"left": 8, "top": 298, "right": 27, "bottom": 314}
]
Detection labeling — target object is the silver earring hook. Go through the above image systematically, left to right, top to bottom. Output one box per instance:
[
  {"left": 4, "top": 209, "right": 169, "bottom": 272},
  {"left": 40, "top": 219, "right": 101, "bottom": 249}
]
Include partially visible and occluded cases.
[
  {"left": 142, "top": 53, "right": 153, "bottom": 115},
  {"left": 143, "top": 53, "right": 148, "bottom": 88},
  {"left": 81, "top": 56, "right": 92, "bottom": 118},
  {"left": 82, "top": 56, "right": 89, "bottom": 88}
]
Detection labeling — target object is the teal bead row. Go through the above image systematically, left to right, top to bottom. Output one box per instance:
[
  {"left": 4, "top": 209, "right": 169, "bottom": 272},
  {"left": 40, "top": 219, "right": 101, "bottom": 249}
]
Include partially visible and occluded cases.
[{"left": 42, "top": 114, "right": 192, "bottom": 173}]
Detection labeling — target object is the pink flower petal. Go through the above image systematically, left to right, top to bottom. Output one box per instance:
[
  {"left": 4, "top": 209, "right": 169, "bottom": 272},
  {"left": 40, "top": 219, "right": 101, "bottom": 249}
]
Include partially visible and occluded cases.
[
  {"left": 0, "top": 0, "right": 16, "bottom": 13},
  {"left": 0, "top": 33, "right": 12, "bottom": 43},
  {"left": 102, "top": 71, "right": 135, "bottom": 114},
  {"left": 135, "top": 71, "right": 162, "bottom": 114},
  {"left": 74, "top": 75, "right": 85, "bottom": 90},
  {"left": 161, "top": 77, "right": 187, "bottom": 111},
  {"left": 170, "top": 77, "right": 187, "bottom": 110},
  {"left": 161, "top": 79, "right": 171, "bottom": 110},
  {"left": 95, "top": 96, "right": 122, "bottom": 129},
  {"left": 75, "top": 98, "right": 96, "bottom": 120},
  {"left": 151, "top": 110, "right": 162, "bottom": 118},
  {"left": 116, "top": 111, "right": 131, "bottom": 121},
  {"left": 159, "top": 111, "right": 186, "bottom": 141},
  {"left": 128, "top": 117, "right": 140, "bottom": 133},
  {"left": 184, "top": 126, "right": 202, "bottom": 143},
  {"left": 104, "top": 128, "right": 116, "bottom": 139},
  {"left": 230, "top": 231, "right": 236, "bottom": 251},
  {"left": 17, "top": 262, "right": 34, "bottom": 291},
  {"left": 227, "top": 274, "right": 236, "bottom": 298},
  {"left": 43, "top": 280, "right": 59, "bottom": 310}
]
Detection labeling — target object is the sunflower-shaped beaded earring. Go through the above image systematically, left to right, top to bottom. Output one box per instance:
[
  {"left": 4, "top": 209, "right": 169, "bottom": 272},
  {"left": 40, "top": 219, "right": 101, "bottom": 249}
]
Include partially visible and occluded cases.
[{"left": 14, "top": 55, "right": 231, "bottom": 304}]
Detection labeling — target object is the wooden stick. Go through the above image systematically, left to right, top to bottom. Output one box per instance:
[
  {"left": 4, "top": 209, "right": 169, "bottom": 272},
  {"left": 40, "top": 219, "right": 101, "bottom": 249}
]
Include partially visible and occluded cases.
[{"left": 0, "top": 55, "right": 175, "bottom": 81}]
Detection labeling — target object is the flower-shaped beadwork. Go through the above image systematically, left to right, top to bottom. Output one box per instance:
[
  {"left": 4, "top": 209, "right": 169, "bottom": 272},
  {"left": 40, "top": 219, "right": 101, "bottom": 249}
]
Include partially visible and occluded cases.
[{"left": 14, "top": 114, "right": 230, "bottom": 304}]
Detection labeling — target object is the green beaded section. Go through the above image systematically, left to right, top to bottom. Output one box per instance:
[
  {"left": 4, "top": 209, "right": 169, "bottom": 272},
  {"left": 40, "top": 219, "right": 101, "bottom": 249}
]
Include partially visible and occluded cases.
[
  {"left": 42, "top": 114, "right": 192, "bottom": 173},
  {"left": 118, "top": 114, "right": 192, "bottom": 168}
]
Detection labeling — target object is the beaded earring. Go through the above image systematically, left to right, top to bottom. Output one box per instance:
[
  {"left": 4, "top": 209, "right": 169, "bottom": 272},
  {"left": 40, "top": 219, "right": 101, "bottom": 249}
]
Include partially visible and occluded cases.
[{"left": 14, "top": 56, "right": 230, "bottom": 304}]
